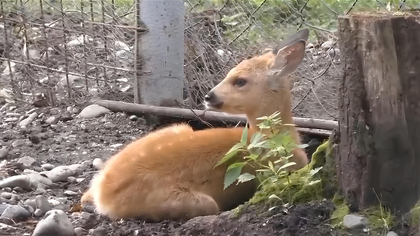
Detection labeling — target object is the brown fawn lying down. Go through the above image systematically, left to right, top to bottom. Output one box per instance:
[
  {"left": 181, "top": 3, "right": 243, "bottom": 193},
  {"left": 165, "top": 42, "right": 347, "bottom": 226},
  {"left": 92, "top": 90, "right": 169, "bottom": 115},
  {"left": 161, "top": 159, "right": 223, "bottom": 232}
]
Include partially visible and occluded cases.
[{"left": 81, "top": 29, "right": 310, "bottom": 222}]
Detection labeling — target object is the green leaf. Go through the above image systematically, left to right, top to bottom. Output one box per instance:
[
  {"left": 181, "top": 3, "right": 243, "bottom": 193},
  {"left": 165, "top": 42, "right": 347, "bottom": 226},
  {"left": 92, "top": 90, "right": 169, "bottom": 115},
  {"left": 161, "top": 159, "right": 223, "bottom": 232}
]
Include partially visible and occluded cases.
[
  {"left": 240, "top": 123, "right": 248, "bottom": 145},
  {"left": 249, "top": 132, "right": 264, "bottom": 148},
  {"left": 214, "top": 142, "right": 245, "bottom": 168},
  {"left": 244, "top": 153, "right": 260, "bottom": 161},
  {"left": 227, "top": 162, "right": 247, "bottom": 171},
  {"left": 278, "top": 162, "right": 296, "bottom": 171},
  {"left": 224, "top": 165, "right": 243, "bottom": 190},
  {"left": 309, "top": 167, "right": 323, "bottom": 176},
  {"left": 237, "top": 173, "right": 256, "bottom": 184},
  {"left": 308, "top": 179, "right": 321, "bottom": 186}
]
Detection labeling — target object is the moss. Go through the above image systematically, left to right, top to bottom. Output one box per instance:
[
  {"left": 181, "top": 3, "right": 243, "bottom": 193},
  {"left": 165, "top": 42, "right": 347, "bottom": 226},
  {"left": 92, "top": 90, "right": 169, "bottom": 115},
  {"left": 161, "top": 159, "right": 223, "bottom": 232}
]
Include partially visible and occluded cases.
[
  {"left": 330, "top": 192, "right": 350, "bottom": 228},
  {"left": 409, "top": 201, "right": 420, "bottom": 227},
  {"left": 363, "top": 205, "right": 394, "bottom": 234}
]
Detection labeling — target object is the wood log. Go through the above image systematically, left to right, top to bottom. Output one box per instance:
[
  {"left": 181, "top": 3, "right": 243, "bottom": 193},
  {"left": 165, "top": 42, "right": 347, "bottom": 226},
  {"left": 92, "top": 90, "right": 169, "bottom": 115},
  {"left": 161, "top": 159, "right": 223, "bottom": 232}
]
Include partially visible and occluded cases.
[
  {"left": 336, "top": 12, "right": 420, "bottom": 214},
  {"left": 93, "top": 99, "right": 338, "bottom": 136}
]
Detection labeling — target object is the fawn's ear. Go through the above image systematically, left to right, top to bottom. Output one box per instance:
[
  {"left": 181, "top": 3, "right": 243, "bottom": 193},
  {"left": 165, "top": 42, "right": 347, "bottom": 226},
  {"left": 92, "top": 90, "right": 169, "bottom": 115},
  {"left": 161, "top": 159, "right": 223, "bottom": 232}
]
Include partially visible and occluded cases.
[{"left": 267, "top": 29, "right": 308, "bottom": 90}]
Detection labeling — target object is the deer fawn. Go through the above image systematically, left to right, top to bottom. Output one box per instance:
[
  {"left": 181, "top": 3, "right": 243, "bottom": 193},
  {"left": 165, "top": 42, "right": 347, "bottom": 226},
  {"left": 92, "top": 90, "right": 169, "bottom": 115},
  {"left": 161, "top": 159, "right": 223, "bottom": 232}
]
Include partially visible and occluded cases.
[{"left": 81, "top": 29, "right": 310, "bottom": 222}]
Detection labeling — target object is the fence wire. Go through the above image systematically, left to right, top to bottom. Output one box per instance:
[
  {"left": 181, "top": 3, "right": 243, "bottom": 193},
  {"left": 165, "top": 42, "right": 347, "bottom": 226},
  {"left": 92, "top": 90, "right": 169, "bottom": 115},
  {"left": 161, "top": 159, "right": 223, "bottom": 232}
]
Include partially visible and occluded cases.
[
  {"left": 0, "top": 0, "right": 138, "bottom": 106},
  {"left": 1, "top": 0, "right": 419, "bottom": 119}
]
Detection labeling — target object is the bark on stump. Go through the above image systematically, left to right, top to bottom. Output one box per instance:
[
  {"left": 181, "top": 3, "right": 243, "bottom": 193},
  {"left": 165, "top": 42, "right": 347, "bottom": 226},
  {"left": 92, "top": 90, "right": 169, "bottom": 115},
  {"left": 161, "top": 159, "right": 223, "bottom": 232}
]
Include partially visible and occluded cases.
[{"left": 336, "top": 12, "right": 420, "bottom": 214}]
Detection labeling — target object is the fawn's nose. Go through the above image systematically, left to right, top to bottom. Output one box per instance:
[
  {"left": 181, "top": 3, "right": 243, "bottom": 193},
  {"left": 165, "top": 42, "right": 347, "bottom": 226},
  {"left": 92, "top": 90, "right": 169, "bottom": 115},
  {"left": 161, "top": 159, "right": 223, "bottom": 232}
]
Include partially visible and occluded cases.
[
  {"left": 204, "top": 91, "right": 223, "bottom": 108},
  {"left": 204, "top": 93, "right": 212, "bottom": 102}
]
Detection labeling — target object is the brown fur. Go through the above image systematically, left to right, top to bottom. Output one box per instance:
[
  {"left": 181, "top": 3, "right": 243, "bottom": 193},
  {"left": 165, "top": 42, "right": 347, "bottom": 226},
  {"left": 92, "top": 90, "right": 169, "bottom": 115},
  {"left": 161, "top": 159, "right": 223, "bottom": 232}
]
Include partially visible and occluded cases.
[{"left": 81, "top": 29, "right": 310, "bottom": 222}]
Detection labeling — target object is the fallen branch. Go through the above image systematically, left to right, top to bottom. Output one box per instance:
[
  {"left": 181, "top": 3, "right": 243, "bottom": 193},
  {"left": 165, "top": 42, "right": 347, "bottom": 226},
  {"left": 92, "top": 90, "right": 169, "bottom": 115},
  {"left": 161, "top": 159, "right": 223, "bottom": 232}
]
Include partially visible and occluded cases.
[{"left": 93, "top": 99, "right": 338, "bottom": 136}]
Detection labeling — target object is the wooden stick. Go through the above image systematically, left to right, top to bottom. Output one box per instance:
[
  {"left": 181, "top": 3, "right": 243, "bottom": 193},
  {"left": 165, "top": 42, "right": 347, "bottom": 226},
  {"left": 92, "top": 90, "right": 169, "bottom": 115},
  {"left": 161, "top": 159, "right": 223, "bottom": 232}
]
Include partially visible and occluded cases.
[{"left": 93, "top": 99, "right": 338, "bottom": 136}]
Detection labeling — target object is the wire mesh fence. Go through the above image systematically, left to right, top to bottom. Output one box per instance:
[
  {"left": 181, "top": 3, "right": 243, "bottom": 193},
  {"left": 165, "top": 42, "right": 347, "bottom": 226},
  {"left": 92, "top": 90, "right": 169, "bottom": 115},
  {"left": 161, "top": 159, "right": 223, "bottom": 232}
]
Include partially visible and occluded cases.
[
  {"left": 0, "top": 0, "right": 139, "bottom": 106},
  {"left": 1, "top": 0, "right": 419, "bottom": 119},
  {"left": 183, "top": 0, "right": 419, "bottom": 120}
]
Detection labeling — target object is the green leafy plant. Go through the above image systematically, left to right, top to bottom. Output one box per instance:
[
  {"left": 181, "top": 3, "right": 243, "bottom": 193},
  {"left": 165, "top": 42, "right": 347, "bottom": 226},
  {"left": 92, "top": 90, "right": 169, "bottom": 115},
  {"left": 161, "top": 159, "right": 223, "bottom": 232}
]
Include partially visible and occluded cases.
[{"left": 214, "top": 111, "right": 308, "bottom": 190}]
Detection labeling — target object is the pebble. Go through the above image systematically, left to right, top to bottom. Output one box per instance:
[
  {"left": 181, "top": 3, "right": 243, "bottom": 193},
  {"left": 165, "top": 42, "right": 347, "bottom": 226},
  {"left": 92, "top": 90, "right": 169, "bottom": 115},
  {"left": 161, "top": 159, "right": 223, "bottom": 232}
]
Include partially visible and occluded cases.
[
  {"left": 321, "top": 40, "right": 335, "bottom": 49},
  {"left": 78, "top": 104, "right": 110, "bottom": 119},
  {"left": 19, "top": 112, "right": 38, "bottom": 128},
  {"left": 5, "top": 113, "right": 20, "bottom": 117},
  {"left": 129, "top": 115, "right": 138, "bottom": 121},
  {"left": 45, "top": 116, "right": 57, "bottom": 125},
  {"left": 4, "top": 117, "right": 19, "bottom": 122},
  {"left": 12, "top": 139, "right": 26, "bottom": 148},
  {"left": 0, "top": 148, "right": 9, "bottom": 160},
  {"left": 17, "top": 156, "right": 36, "bottom": 167},
  {"left": 92, "top": 158, "right": 104, "bottom": 170},
  {"left": 41, "top": 163, "right": 55, "bottom": 171},
  {"left": 41, "top": 164, "right": 84, "bottom": 182},
  {"left": 0, "top": 173, "right": 53, "bottom": 191},
  {"left": 0, "top": 175, "right": 32, "bottom": 190},
  {"left": 67, "top": 176, "right": 77, "bottom": 183},
  {"left": 13, "top": 186, "right": 24, "bottom": 193},
  {"left": 2, "top": 187, "right": 12, "bottom": 192},
  {"left": 64, "top": 190, "right": 78, "bottom": 196},
  {"left": 1, "top": 192, "right": 13, "bottom": 199},
  {"left": 36, "top": 195, "right": 53, "bottom": 213},
  {"left": 24, "top": 199, "right": 37, "bottom": 209},
  {"left": 0, "top": 204, "right": 9, "bottom": 215},
  {"left": 0, "top": 205, "right": 31, "bottom": 222},
  {"left": 24, "top": 205, "right": 34, "bottom": 215},
  {"left": 34, "top": 208, "right": 44, "bottom": 217},
  {"left": 32, "top": 210, "right": 74, "bottom": 236},
  {"left": 343, "top": 214, "right": 369, "bottom": 229},
  {"left": 74, "top": 227, "right": 84, "bottom": 236},
  {"left": 90, "top": 227, "right": 107, "bottom": 236},
  {"left": 387, "top": 231, "right": 398, "bottom": 236}
]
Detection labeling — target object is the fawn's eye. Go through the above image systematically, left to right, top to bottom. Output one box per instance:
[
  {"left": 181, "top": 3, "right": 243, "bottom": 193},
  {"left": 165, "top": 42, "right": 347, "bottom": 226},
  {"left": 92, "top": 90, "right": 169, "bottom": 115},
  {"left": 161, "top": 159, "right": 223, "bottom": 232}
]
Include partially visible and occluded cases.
[{"left": 233, "top": 78, "right": 247, "bottom": 88}]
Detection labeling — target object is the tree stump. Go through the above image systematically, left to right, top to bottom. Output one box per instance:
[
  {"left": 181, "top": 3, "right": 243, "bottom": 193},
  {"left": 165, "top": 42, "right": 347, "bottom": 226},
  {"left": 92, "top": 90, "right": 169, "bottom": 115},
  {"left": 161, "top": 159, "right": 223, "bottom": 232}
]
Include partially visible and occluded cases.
[{"left": 336, "top": 11, "right": 420, "bottom": 214}]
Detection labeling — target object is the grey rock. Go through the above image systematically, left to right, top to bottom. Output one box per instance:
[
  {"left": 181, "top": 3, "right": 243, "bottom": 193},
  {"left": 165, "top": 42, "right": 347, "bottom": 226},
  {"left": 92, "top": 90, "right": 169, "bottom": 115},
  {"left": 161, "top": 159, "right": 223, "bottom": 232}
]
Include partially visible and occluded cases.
[
  {"left": 321, "top": 40, "right": 335, "bottom": 49},
  {"left": 78, "top": 104, "right": 110, "bottom": 119},
  {"left": 19, "top": 112, "right": 38, "bottom": 128},
  {"left": 45, "top": 116, "right": 57, "bottom": 125},
  {"left": 12, "top": 139, "right": 26, "bottom": 148},
  {"left": 0, "top": 148, "right": 8, "bottom": 160},
  {"left": 17, "top": 156, "right": 36, "bottom": 167},
  {"left": 92, "top": 158, "right": 104, "bottom": 170},
  {"left": 41, "top": 163, "right": 55, "bottom": 171},
  {"left": 41, "top": 164, "right": 84, "bottom": 182},
  {"left": 0, "top": 173, "right": 53, "bottom": 191},
  {"left": 0, "top": 175, "right": 31, "bottom": 190},
  {"left": 67, "top": 176, "right": 77, "bottom": 183},
  {"left": 13, "top": 186, "right": 24, "bottom": 193},
  {"left": 2, "top": 187, "right": 12, "bottom": 192},
  {"left": 64, "top": 190, "right": 78, "bottom": 196},
  {"left": 0, "top": 192, "right": 13, "bottom": 199},
  {"left": 10, "top": 194, "right": 19, "bottom": 201},
  {"left": 36, "top": 195, "right": 53, "bottom": 213},
  {"left": 24, "top": 199, "right": 37, "bottom": 209},
  {"left": 0, "top": 204, "right": 9, "bottom": 215},
  {"left": 0, "top": 205, "right": 30, "bottom": 222},
  {"left": 24, "top": 205, "right": 34, "bottom": 215},
  {"left": 34, "top": 208, "right": 44, "bottom": 217},
  {"left": 32, "top": 210, "right": 74, "bottom": 236},
  {"left": 343, "top": 214, "right": 368, "bottom": 229},
  {"left": 74, "top": 227, "right": 84, "bottom": 236},
  {"left": 90, "top": 227, "right": 107, "bottom": 236},
  {"left": 387, "top": 231, "right": 398, "bottom": 236}
]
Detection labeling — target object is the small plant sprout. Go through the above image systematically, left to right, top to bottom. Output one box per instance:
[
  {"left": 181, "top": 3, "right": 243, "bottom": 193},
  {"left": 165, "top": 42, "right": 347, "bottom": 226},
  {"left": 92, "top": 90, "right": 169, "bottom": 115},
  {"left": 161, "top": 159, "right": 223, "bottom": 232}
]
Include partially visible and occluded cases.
[{"left": 215, "top": 111, "right": 308, "bottom": 190}]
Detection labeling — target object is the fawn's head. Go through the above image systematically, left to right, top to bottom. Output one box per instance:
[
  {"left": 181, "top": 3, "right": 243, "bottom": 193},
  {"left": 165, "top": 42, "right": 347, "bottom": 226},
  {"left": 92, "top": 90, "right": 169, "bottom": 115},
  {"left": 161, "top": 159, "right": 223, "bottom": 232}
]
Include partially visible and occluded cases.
[{"left": 205, "top": 29, "right": 309, "bottom": 125}]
